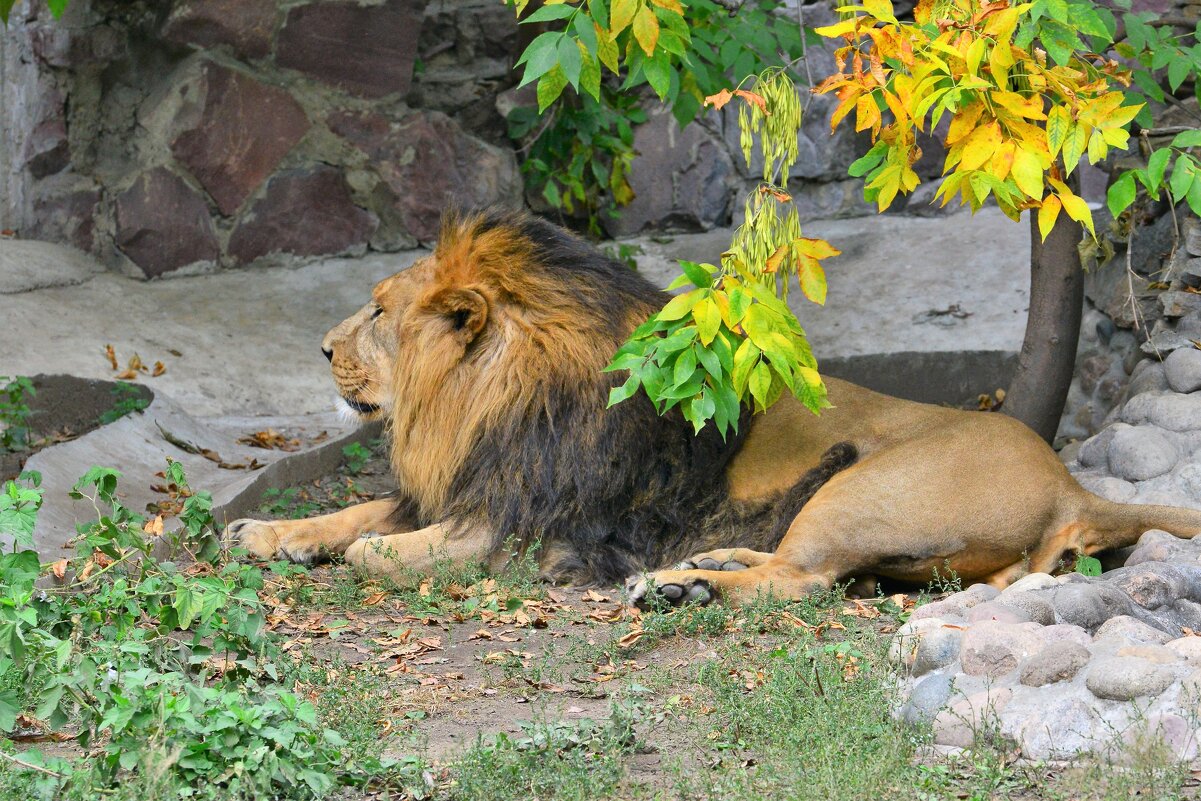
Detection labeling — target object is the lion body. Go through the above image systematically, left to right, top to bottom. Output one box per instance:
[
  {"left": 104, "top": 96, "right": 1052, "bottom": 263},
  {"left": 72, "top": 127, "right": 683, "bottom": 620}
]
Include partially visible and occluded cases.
[{"left": 230, "top": 209, "right": 1201, "bottom": 605}]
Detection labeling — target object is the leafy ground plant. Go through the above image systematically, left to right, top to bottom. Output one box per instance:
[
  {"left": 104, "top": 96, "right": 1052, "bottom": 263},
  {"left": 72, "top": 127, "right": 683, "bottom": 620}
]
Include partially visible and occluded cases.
[{"left": 0, "top": 376, "right": 35, "bottom": 453}]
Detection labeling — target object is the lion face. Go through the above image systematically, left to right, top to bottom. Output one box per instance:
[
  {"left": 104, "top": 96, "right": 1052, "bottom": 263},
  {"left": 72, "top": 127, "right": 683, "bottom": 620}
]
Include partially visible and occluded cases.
[{"left": 321, "top": 255, "right": 491, "bottom": 421}]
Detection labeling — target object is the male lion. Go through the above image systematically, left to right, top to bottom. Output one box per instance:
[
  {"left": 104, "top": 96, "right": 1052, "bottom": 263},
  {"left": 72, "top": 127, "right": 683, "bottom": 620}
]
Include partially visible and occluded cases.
[{"left": 227, "top": 208, "right": 1201, "bottom": 606}]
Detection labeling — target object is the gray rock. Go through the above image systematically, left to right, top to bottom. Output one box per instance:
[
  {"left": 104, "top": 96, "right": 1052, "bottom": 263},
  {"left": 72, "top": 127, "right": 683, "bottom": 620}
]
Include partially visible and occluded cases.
[
  {"left": 0, "top": 238, "right": 102, "bottom": 294},
  {"left": 1142, "top": 329, "right": 1197, "bottom": 357},
  {"left": 1165, "top": 347, "right": 1201, "bottom": 393},
  {"left": 1127, "top": 361, "right": 1169, "bottom": 397},
  {"left": 1127, "top": 393, "right": 1201, "bottom": 432},
  {"left": 1078, "top": 425, "right": 1121, "bottom": 468},
  {"left": 1107, "top": 426, "right": 1179, "bottom": 480},
  {"left": 1077, "top": 475, "right": 1137, "bottom": 503},
  {"left": 1127, "top": 529, "right": 1197, "bottom": 566},
  {"left": 1101, "top": 562, "right": 1187, "bottom": 610},
  {"left": 1003, "top": 573, "right": 1059, "bottom": 594},
  {"left": 1050, "top": 584, "right": 1134, "bottom": 632},
  {"left": 997, "top": 592, "right": 1057, "bottom": 626},
  {"left": 966, "top": 601, "right": 1031, "bottom": 625},
  {"left": 1093, "top": 615, "right": 1173, "bottom": 646},
  {"left": 889, "top": 618, "right": 950, "bottom": 669},
  {"left": 959, "top": 621, "right": 1044, "bottom": 678},
  {"left": 1041, "top": 623, "right": 1093, "bottom": 647},
  {"left": 912, "top": 626, "right": 965, "bottom": 676},
  {"left": 1164, "top": 636, "right": 1201, "bottom": 663},
  {"left": 1020, "top": 641, "right": 1091, "bottom": 686},
  {"left": 1116, "top": 644, "right": 1180, "bottom": 663},
  {"left": 1085, "top": 656, "right": 1176, "bottom": 700},
  {"left": 901, "top": 673, "right": 954, "bottom": 724},
  {"left": 933, "top": 688, "right": 1013, "bottom": 748},
  {"left": 1015, "top": 693, "right": 1106, "bottom": 760},
  {"left": 1121, "top": 713, "right": 1199, "bottom": 761}
]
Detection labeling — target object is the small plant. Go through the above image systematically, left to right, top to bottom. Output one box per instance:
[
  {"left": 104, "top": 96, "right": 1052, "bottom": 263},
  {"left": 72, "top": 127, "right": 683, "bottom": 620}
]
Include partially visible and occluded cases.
[
  {"left": 601, "top": 241, "right": 644, "bottom": 271},
  {"left": 0, "top": 376, "right": 35, "bottom": 452},
  {"left": 97, "top": 383, "right": 149, "bottom": 425},
  {"left": 341, "top": 441, "right": 372, "bottom": 475},
  {"left": 259, "top": 487, "right": 319, "bottom": 519},
  {"left": 1075, "top": 553, "right": 1103, "bottom": 576}
]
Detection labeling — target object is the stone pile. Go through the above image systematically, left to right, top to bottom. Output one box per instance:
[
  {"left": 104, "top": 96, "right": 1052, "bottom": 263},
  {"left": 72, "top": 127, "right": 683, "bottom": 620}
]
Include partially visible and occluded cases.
[{"left": 892, "top": 530, "right": 1201, "bottom": 760}]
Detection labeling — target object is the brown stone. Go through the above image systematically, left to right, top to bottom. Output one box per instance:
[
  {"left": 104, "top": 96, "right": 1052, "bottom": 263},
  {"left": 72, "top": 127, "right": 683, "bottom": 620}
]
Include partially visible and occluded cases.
[
  {"left": 162, "top": 0, "right": 278, "bottom": 60},
  {"left": 277, "top": 0, "right": 423, "bottom": 98},
  {"left": 170, "top": 63, "right": 310, "bottom": 215},
  {"left": 330, "top": 109, "right": 521, "bottom": 242},
  {"left": 23, "top": 117, "right": 69, "bottom": 179},
  {"left": 229, "top": 166, "right": 377, "bottom": 265},
  {"left": 115, "top": 168, "right": 219, "bottom": 277},
  {"left": 28, "top": 186, "right": 100, "bottom": 253}
]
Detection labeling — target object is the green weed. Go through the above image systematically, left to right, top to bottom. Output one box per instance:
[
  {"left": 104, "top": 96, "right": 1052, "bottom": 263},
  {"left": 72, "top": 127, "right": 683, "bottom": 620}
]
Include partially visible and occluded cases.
[{"left": 0, "top": 376, "right": 34, "bottom": 452}]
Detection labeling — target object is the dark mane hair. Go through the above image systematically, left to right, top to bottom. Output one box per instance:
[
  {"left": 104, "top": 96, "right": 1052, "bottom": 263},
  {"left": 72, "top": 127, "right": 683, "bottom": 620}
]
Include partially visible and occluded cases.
[{"left": 391, "top": 208, "right": 853, "bottom": 584}]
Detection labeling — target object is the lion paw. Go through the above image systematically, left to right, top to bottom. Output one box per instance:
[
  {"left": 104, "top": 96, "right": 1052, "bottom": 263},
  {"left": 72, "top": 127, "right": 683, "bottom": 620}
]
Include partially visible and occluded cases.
[
  {"left": 225, "top": 519, "right": 324, "bottom": 564},
  {"left": 673, "top": 551, "right": 748, "bottom": 572},
  {"left": 624, "top": 570, "right": 713, "bottom": 610}
]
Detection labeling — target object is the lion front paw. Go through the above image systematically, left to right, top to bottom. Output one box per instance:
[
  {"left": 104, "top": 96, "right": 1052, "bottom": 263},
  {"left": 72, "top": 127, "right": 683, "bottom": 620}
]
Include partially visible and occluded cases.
[
  {"left": 225, "top": 519, "right": 325, "bottom": 564},
  {"left": 674, "top": 550, "right": 749, "bottom": 572},
  {"left": 624, "top": 570, "right": 714, "bottom": 610}
]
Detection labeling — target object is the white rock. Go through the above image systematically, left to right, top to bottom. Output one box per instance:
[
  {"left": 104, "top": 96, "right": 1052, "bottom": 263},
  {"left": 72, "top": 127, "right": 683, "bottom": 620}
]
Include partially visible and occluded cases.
[{"left": 1165, "top": 347, "right": 1201, "bottom": 393}]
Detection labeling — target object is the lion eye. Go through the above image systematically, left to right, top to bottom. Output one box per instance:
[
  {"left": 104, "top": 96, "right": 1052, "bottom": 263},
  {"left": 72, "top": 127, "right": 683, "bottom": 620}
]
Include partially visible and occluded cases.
[{"left": 371, "top": 306, "right": 384, "bottom": 320}]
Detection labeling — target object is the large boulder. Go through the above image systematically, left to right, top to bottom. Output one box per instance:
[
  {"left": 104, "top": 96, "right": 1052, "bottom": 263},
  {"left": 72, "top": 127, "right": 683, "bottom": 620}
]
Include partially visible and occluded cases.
[
  {"left": 161, "top": 0, "right": 279, "bottom": 61},
  {"left": 277, "top": 0, "right": 423, "bottom": 98},
  {"left": 169, "top": 62, "right": 311, "bottom": 216},
  {"left": 329, "top": 108, "right": 521, "bottom": 243},
  {"left": 229, "top": 166, "right": 377, "bottom": 265},
  {"left": 114, "top": 167, "right": 219, "bottom": 277}
]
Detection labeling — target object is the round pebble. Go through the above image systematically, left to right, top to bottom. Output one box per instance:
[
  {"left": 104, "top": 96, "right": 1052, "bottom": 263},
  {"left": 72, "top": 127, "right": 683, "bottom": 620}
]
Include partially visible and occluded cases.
[
  {"left": 1165, "top": 347, "right": 1201, "bottom": 393},
  {"left": 1107, "top": 426, "right": 1179, "bottom": 481},
  {"left": 1093, "top": 614, "right": 1174, "bottom": 646},
  {"left": 959, "top": 621, "right": 1043, "bottom": 678},
  {"left": 1019, "top": 641, "right": 1091, "bottom": 687},
  {"left": 1085, "top": 656, "right": 1176, "bottom": 700}
]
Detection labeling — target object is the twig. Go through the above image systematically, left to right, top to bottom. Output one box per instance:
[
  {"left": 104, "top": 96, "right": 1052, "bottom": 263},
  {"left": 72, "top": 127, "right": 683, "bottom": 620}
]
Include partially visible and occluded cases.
[
  {"left": 794, "top": 0, "right": 815, "bottom": 110},
  {"left": 514, "top": 108, "right": 558, "bottom": 157},
  {"left": 1141, "top": 126, "right": 1201, "bottom": 137},
  {"left": 0, "top": 750, "right": 64, "bottom": 778}
]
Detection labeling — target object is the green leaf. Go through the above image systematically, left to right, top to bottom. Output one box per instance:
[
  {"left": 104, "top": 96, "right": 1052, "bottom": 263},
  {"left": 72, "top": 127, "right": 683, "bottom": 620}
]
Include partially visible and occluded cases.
[
  {"left": 523, "top": 4, "right": 576, "bottom": 22},
  {"left": 574, "top": 12, "right": 599, "bottom": 52},
  {"left": 516, "top": 32, "right": 563, "bottom": 86},
  {"left": 557, "top": 36, "right": 583, "bottom": 89},
  {"left": 579, "top": 52, "right": 602, "bottom": 101},
  {"left": 643, "top": 53, "right": 672, "bottom": 101},
  {"left": 1169, "top": 54, "right": 1190, "bottom": 93},
  {"left": 537, "top": 65, "right": 570, "bottom": 112},
  {"left": 1171, "top": 130, "right": 1201, "bottom": 149},
  {"left": 848, "top": 141, "right": 887, "bottom": 178},
  {"left": 1147, "top": 147, "right": 1171, "bottom": 190},
  {"left": 1171, "top": 155, "right": 1195, "bottom": 202},
  {"left": 1106, "top": 171, "right": 1137, "bottom": 217},
  {"left": 1187, "top": 174, "right": 1201, "bottom": 218},
  {"left": 678, "top": 260, "right": 713, "bottom": 288},
  {"left": 657, "top": 288, "right": 705, "bottom": 321},
  {"left": 695, "top": 344, "right": 722, "bottom": 380},
  {"left": 673, "top": 347, "right": 698, "bottom": 388},
  {"left": 748, "top": 362, "right": 773, "bottom": 411},
  {"left": 607, "top": 375, "right": 641, "bottom": 407},
  {"left": 1075, "top": 554, "right": 1102, "bottom": 576},
  {"left": 0, "top": 689, "right": 18, "bottom": 732}
]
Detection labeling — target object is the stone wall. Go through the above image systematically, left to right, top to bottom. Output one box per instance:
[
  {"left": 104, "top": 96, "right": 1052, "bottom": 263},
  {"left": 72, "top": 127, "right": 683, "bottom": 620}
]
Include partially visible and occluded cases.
[
  {"left": 0, "top": 0, "right": 525, "bottom": 278},
  {"left": 0, "top": 0, "right": 885, "bottom": 278}
]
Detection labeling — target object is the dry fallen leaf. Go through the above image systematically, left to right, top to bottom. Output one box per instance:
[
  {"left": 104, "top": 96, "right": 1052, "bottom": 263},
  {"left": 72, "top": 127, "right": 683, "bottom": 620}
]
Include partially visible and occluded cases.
[
  {"left": 104, "top": 344, "right": 118, "bottom": 370},
  {"left": 152, "top": 361, "right": 166, "bottom": 377},
  {"left": 143, "top": 515, "right": 164, "bottom": 536},
  {"left": 50, "top": 559, "right": 67, "bottom": 580},
  {"left": 362, "top": 591, "right": 388, "bottom": 607}
]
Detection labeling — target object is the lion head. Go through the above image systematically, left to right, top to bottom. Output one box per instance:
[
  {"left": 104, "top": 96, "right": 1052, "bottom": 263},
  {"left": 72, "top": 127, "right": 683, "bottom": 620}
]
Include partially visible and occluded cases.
[{"left": 322, "top": 208, "right": 749, "bottom": 582}]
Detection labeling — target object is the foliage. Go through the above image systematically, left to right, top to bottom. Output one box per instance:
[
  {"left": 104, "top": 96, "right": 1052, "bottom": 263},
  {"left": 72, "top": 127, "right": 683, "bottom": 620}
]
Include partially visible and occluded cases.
[
  {"left": 0, "top": 0, "right": 68, "bottom": 25},
  {"left": 504, "top": 0, "right": 804, "bottom": 229},
  {"left": 814, "top": 0, "right": 1142, "bottom": 240},
  {"left": 606, "top": 71, "right": 839, "bottom": 436},
  {"left": 0, "top": 376, "right": 35, "bottom": 453},
  {"left": 97, "top": 383, "right": 149, "bottom": 426},
  {"left": 341, "top": 441, "right": 372, "bottom": 475},
  {"left": 0, "top": 463, "right": 399, "bottom": 799}
]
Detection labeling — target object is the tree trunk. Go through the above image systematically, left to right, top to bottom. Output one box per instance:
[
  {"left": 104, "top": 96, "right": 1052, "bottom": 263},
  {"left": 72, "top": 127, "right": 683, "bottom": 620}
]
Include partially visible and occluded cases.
[{"left": 1002, "top": 212, "right": 1085, "bottom": 443}]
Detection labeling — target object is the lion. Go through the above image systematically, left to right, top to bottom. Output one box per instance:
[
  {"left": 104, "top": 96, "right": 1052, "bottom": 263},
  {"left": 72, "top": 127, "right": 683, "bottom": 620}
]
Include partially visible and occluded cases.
[{"left": 226, "top": 208, "right": 1201, "bottom": 607}]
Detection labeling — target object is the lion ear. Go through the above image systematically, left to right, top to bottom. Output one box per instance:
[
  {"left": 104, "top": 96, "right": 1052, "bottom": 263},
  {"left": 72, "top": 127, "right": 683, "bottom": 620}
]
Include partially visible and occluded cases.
[{"left": 428, "top": 287, "right": 489, "bottom": 344}]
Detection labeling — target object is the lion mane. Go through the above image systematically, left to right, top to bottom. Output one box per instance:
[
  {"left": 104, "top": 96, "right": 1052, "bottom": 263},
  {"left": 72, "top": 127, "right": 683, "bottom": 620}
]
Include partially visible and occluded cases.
[{"left": 383, "top": 208, "right": 854, "bottom": 584}]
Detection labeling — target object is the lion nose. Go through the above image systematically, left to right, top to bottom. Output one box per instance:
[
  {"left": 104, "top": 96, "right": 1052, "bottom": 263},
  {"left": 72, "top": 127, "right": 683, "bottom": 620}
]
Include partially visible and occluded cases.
[{"left": 321, "top": 345, "right": 334, "bottom": 362}]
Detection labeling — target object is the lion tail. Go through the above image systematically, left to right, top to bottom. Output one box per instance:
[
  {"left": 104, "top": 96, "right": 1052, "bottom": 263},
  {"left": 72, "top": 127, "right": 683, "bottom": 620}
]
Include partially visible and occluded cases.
[{"left": 1078, "top": 494, "right": 1201, "bottom": 551}]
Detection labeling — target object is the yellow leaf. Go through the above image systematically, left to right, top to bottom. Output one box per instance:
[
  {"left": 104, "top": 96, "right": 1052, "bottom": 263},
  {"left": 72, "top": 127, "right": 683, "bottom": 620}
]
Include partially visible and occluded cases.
[
  {"left": 610, "top": 0, "right": 638, "bottom": 36},
  {"left": 649, "top": 0, "right": 684, "bottom": 12},
  {"left": 863, "top": 0, "right": 897, "bottom": 21},
  {"left": 632, "top": 4, "right": 659, "bottom": 57},
  {"left": 983, "top": 7, "right": 1020, "bottom": 40},
  {"left": 814, "top": 19, "right": 859, "bottom": 38},
  {"left": 596, "top": 24, "right": 620, "bottom": 73},
  {"left": 965, "top": 37, "right": 986, "bottom": 77},
  {"left": 989, "top": 41, "right": 1014, "bottom": 85},
  {"left": 734, "top": 89, "right": 769, "bottom": 115},
  {"left": 991, "top": 91, "right": 1045, "bottom": 120},
  {"left": 855, "top": 93, "right": 882, "bottom": 134},
  {"left": 947, "top": 101, "right": 985, "bottom": 145},
  {"left": 1046, "top": 105, "right": 1071, "bottom": 159},
  {"left": 959, "top": 122, "right": 1002, "bottom": 170},
  {"left": 1062, "top": 123, "right": 1088, "bottom": 174},
  {"left": 1101, "top": 127, "right": 1129, "bottom": 149},
  {"left": 1087, "top": 129, "right": 1107, "bottom": 164},
  {"left": 989, "top": 140, "right": 1016, "bottom": 181},
  {"left": 1011, "top": 147, "right": 1043, "bottom": 198},
  {"left": 1058, "top": 188, "right": 1096, "bottom": 237},
  {"left": 1038, "top": 195, "right": 1062, "bottom": 240},
  {"left": 794, "top": 237, "right": 842, "bottom": 260},
  {"left": 765, "top": 245, "right": 787, "bottom": 274},
  {"left": 798, "top": 257, "right": 828, "bottom": 305},
  {"left": 692, "top": 298, "right": 722, "bottom": 345}
]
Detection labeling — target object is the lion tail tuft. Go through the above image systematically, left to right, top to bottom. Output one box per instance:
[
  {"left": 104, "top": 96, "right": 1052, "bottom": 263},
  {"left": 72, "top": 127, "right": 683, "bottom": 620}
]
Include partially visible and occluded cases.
[{"left": 1080, "top": 495, "right": 1201, "bottom": 551}]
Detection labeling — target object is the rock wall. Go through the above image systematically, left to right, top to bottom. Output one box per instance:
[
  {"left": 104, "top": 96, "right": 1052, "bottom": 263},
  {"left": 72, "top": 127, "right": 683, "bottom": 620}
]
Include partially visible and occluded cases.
[
  {"left": 0, "top": 0, "right": 524, "bottom": 278},
  {"left": 1, "top": 0, "right": 893, "bottom": 277}
]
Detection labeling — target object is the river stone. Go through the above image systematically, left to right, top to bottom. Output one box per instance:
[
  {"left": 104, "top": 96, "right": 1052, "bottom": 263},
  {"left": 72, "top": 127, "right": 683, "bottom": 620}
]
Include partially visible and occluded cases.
[
  {"left": 1166, "top": 347, "right": 1201, "bottom": 393},
  {"left": 1129, "top": 393, "right": 1201, "bottom": 432},
  {"left": 1078, "top": 426, "right": 1121, "bottom": 469},
  {"left": 1107, "top": 426, "right": 1179, "bottom": 481},
  {"left": 1076, "top": 475, "right": 1138, "bottom": 503},
  {"left": 1127, "top": 529, "right": 1197, "bottom": 566},
  {"left": 1101, "top": 562, "right": 1187, "bottom": 610},
  {"left": 1003, "top": 573, "right": 1058, "bottom": 594},
  {"left": 1050, "top": 584, "right": 1134, "bottom": 632},
  {"left": 996, "top": 592, "right": 1056, "bottom": 626},
  {"left": 966, "top": 601, "right": 1031, "bottom": 625},
  {"left": 1093, "top": 615, "right": 1174, "bottom": 646},
  {"left": 889, "top": 618, "right": 949, "bottom": 669},
  {"left": 960, "top": 621, "right": 1044, "bottom": 678},
  {"left": 1041, "top": 623, "right": 1093, "bottom": 647},
  {"left": 912, "top": 626, "right": 965, "bottom": 676},
  {"left": 1166, "top": 636, "right": 1201, "bottom": 662},
  {"left": 1019, "top": 641, "right": 1091, "bottom": 686},
  {"left": 1117, "top": 644, "right": 1180, "bottom": 663},
  {"left": 1086, "top": 656, "right": 1176, "bottom": 700},
  {"left": 901, "top": 673, "right": 955, "bottom": 724},
  {"left": 932, "top": 688, "right": 1013, "bottom": 748},
  {"left": 1016, "top": 693, "right": 1107, "bottom": 760},
  {"left": 1123, "top": 713, "right": 1200, "bottom": 761}
]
